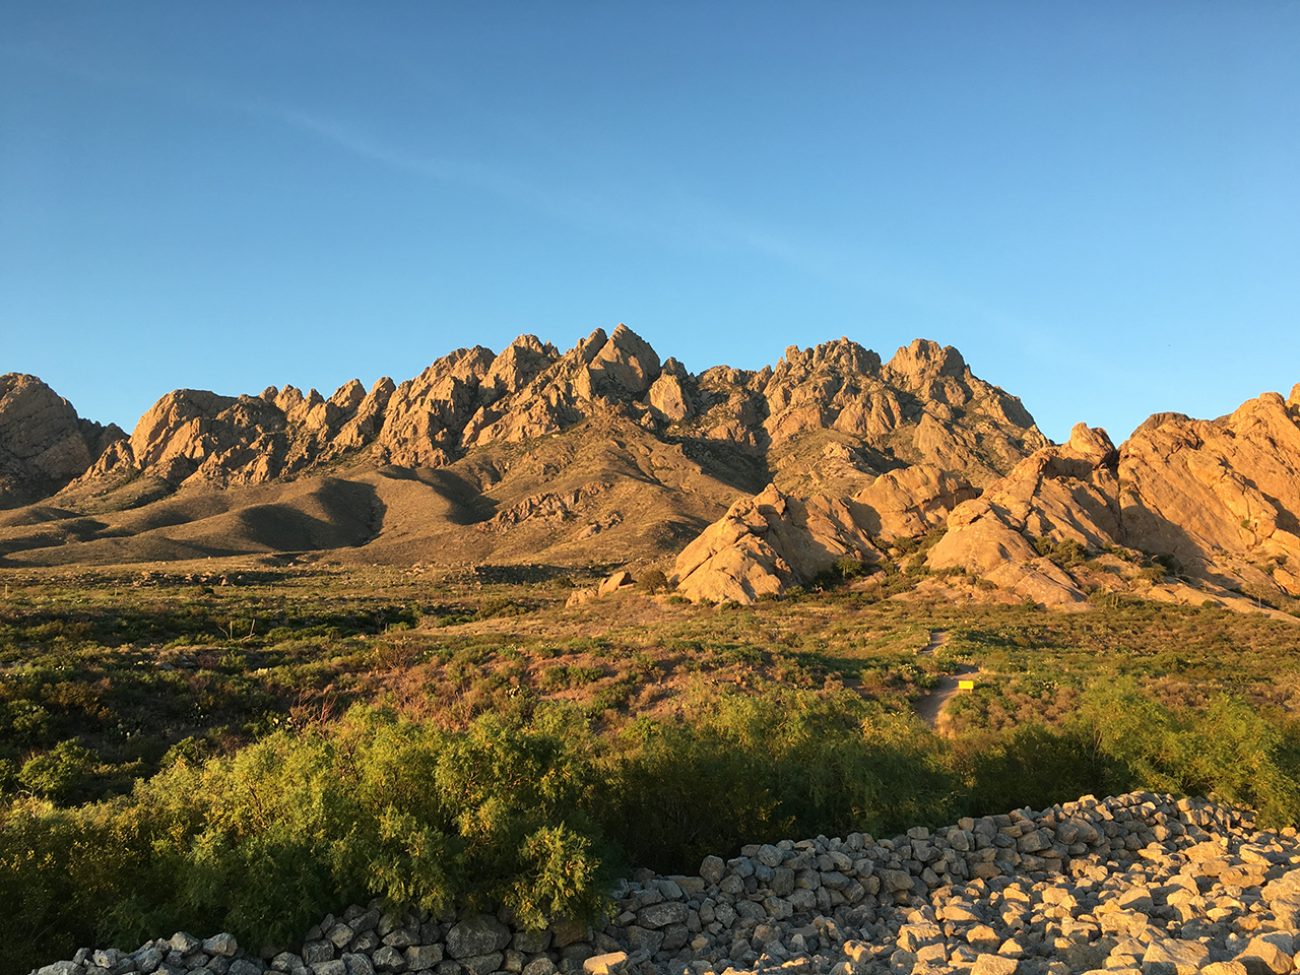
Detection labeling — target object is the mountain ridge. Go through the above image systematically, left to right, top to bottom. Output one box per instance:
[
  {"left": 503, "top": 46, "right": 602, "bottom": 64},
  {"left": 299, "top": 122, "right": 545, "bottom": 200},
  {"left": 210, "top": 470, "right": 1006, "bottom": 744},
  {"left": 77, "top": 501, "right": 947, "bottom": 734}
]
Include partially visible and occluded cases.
[
  {"left": 3, "top": 325, "right": 1297, "bottom": 617},
  {"left": 3, "top": 325, "right": 1045, "bottom": 502}
]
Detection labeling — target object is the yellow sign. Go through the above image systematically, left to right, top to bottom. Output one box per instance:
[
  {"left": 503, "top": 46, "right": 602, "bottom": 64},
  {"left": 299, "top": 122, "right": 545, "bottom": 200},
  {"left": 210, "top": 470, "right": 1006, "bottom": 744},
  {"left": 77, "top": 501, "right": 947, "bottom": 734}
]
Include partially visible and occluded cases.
[{"left": 958, "top": 679, "right": 976, "bottom": 690}]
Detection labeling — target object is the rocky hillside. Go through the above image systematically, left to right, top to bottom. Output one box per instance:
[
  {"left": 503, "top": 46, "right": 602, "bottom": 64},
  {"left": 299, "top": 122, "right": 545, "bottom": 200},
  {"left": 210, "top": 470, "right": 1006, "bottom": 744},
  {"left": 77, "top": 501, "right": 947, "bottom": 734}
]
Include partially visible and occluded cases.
[
  {"left": 53, "top": 327, "right": 1042, "bottom": 495},
  {"left": 0, "top": 328, "right": 1045, "bottom": 568},
  {"left": 4, "top": 328, "right": 1299, "bottom": 614},
  {"left": 0, "top": 374, "right": 124, "bottom": 508},
  {"left": 674, "top": 385, "right": 1300, "bottom": 612},
  {"left": 30, "top": 791, "right": 1300, "bottom": 975}
]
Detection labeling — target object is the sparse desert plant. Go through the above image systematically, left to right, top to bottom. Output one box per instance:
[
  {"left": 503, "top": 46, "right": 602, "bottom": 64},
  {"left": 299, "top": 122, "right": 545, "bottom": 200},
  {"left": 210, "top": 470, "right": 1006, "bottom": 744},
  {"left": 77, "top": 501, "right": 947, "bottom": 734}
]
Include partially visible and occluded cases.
[
  {"left": 1031, "top": 536, "right": 1087, "bottom": 568},
  {"left": 637, "top": 569, "right": 669, "bottom": 594}
]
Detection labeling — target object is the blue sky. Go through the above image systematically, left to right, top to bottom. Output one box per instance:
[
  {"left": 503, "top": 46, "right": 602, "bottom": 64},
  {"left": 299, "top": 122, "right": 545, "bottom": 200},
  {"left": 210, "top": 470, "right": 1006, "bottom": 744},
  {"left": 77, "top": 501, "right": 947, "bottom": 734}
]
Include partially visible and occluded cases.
[{"left": 2, "top": 2, "right": 1298, "bottom": 442}]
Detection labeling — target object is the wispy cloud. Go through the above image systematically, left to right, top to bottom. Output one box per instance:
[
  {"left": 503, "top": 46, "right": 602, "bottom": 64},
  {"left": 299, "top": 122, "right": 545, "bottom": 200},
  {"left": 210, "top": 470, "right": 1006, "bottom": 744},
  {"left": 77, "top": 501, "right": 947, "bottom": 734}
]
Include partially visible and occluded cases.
[
  {"left": 7, "top": 36, "right": 1056, "bottom": 362},
  {"left": 262, "top": 105, "right": 538, "bottom": 201}
]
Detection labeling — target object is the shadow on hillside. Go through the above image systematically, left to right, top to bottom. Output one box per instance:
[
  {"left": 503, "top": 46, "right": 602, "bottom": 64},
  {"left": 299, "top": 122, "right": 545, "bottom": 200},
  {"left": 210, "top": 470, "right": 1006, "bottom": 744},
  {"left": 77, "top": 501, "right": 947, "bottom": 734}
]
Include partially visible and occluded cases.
[
  {"left": 670, "top": 436, "right": 770, "bottom": 493},
  {"left": 377, "top": 466, "right": 497, "bottom": 525}
]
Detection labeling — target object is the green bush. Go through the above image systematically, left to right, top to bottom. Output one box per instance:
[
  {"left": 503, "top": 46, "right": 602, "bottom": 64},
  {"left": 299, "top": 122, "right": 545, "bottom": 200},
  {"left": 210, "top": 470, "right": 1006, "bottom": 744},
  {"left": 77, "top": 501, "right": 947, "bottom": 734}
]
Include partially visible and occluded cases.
[
  {"left": 1031, "top": 536, "right": 1087, "bottom": 568},
  {"left": 637, "top": 569, "right": 670, "bottom": 594},
  {"left": 4, "top": 681, "right": 1300, "bottom": 975},
  {"left": 602, "top": 692, "right": 958, "bottom": 870},
  {"left": 18, "top": 740, "right": 98, "bottom": 802}
]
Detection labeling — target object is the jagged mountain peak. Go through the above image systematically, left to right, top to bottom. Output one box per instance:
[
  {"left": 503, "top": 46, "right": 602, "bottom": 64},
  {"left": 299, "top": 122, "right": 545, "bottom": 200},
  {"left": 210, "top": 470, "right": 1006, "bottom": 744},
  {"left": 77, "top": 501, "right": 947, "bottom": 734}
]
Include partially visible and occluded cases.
[
  {"left": 2, "top": 328, "right": 1045, "bottom": 516},
  {"left": 772, "top": 337, "right": 882, "bottom": 379},
  {"left": 884, "top": 337, "right": 968, "bottom": 383},
  {"left": 0, "top": 372, "right": 125, "bottom": 507}
]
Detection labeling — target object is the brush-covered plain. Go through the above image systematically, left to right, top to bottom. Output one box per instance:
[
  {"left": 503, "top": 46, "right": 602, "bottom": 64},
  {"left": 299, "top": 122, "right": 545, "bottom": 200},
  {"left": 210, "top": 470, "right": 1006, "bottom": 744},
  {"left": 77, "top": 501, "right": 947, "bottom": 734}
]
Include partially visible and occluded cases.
[{"left": 3, "top": 561, "right": 1300, "bottom": 973}]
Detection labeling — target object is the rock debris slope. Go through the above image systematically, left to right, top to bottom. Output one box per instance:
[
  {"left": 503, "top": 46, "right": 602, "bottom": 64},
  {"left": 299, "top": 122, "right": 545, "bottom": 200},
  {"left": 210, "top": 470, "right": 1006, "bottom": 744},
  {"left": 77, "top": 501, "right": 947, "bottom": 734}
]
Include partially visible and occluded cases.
[{"left": 30, "top": 792, "right": 1300, "bottom": 975}]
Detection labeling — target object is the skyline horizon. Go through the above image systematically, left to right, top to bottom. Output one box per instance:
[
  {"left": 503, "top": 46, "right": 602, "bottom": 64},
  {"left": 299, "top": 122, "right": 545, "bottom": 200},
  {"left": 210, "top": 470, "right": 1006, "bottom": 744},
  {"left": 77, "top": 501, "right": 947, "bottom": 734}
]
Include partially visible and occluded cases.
[
  {"left": 4, "top": 3, "right": 1298, "bottom": 444},
  {"left": 9, "top": 319, "right": 1297, "bottom": 447}
]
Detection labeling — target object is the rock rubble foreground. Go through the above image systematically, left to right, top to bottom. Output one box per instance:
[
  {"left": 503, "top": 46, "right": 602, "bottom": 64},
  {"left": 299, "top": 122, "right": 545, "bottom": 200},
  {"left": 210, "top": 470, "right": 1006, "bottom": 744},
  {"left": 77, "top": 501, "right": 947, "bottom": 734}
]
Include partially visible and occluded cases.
[{"left": 31, "top": 791, "right": 1300, "bottom": 975}]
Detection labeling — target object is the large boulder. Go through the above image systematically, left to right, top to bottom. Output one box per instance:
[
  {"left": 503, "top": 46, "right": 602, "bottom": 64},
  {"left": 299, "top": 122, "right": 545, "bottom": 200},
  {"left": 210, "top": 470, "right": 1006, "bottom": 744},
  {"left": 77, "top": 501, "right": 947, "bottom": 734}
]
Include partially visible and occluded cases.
[
  {"left": 852, "top": 464, "right": 977, "bottom": 541},
  {"left": 672, "top": 465, "right": 977, "bottom": 604},
  {"left": 671, "top": 484, "right": 877, "bottom": 603},
  {"left": 445, "top": 915, "right": 511, "bottom": 960}
]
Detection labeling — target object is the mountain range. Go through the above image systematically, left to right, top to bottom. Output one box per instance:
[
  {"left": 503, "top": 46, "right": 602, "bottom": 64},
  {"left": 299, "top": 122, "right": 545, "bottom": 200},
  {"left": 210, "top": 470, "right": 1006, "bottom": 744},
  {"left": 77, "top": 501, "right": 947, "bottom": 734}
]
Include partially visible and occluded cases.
[{"left": 3, "top": 325, "right": 1298, "bottom": 616}]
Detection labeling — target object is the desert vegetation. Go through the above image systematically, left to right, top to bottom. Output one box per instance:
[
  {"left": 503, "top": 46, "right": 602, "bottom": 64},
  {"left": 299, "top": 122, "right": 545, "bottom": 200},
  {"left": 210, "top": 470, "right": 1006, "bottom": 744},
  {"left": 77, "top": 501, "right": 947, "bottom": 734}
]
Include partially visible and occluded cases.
[{"left": 4, "top": 563, "right": 1300, "bottom": 972}]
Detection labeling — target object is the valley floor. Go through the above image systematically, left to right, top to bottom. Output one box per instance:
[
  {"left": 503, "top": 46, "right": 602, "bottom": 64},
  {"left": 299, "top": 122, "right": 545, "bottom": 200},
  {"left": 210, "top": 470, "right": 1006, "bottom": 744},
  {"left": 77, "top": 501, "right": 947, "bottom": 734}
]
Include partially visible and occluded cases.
[{"left": 5, "top": 558, "right": 1300, "bottom": 974}]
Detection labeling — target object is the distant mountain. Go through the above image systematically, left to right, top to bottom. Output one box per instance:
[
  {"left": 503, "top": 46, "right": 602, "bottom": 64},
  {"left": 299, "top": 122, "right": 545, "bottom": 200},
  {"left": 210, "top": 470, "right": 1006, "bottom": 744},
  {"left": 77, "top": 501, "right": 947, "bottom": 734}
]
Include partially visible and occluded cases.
[
  {"left": 24, "top": 325, "right": 1042, "bottom": 495},
  {"left": 3, "top": 326, "right": 1297, "bottom": 617}
]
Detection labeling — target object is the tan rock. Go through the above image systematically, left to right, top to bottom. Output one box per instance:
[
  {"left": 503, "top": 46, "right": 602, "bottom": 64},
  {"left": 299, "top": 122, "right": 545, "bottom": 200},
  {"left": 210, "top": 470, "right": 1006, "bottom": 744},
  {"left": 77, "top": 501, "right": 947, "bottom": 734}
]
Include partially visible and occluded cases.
[
  {"left": 589, "top": 323, "right": 660, "bottom": 396},
  {"left": 480, "top": 335, "right": 558, "bottom": 404},
  {"left": 758, "top": 338, "right": 1046, "bottom": 488},
  {"left": 376, "top": 346, "right": 496, "bottom": 467},
  {"left": 648, "top": 359, "right": 692, "bottom": 422},
  {"left": 0, "top": 373, "right": 124, "bottom": 506},
  {"left": 330, "top": 377, "right": 395, "bottom": 452},
  {"left": 1120, "top": 393, "right": 1300, "bottom": 598},
  {"left": 926, "top": 425, "right": 1122, "bottom": 608},
  {"left": 852, "top": 464, "right": 977, "bottom": 541},
  {"left": 672, "top": 484, "right": 879, "bottom": 603},
  {"left": 598, "top": 570, "right": 634, "bottom": 595},
  {"left": 566, "top": 588, "right": 598, "bottom": 608},
  {"left": 1235, "top": 933, "right": 1295, "bottom": 975},
  {"left": 1141, "top": 937, "right": 1208, "bottom": 975},
  {"left": 582, "top": 952, "right": 629, "bottom": 975},
  {"left": 970, "top": 953, "right": 1019, "bottom": 975},
  {"left": 1202, "top": 963, "right": 1250, "bottom": 975}
]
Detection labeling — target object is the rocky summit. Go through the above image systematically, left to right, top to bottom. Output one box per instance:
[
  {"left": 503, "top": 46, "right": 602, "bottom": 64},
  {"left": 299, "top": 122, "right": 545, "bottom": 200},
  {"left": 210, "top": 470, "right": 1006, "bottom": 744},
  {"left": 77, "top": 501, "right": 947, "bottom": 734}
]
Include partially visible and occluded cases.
[
  {"left": 1, "top": 326, "right": 1298, "bottom": 614},
  {"left": 11, "top": 329, "right": 1041, "bottom": 496},
  {"left": 0, "top": 373, "right": 125, "bottom": 508},
  {"left": 30, "top": 791, "right": 1300, "bottom": 975}
]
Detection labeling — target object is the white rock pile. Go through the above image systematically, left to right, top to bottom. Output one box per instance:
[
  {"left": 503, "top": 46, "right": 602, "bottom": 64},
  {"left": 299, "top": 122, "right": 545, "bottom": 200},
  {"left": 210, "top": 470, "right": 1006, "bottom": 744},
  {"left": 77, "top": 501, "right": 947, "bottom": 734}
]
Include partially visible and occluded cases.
[{"left": 30, "top": 791, "right": 1300, "bottom": 975}]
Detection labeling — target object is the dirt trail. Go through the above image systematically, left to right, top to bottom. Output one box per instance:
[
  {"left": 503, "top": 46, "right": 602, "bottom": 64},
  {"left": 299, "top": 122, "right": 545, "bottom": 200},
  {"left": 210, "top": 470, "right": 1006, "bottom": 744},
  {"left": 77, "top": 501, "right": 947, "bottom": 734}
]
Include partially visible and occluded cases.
[
  {"left": 917, "top": 628, "right": 949, "bottom": 656},
  {"left": 911, "top": 629, "right": 977, "bottom": 733},
  {"left": 914, "top": 664, "right": 978, "bottom": 730}
]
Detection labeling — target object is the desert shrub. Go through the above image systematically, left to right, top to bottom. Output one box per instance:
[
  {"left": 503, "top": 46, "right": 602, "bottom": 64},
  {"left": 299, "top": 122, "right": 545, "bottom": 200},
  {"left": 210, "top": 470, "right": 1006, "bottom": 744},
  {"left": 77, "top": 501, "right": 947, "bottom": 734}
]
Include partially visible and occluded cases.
[
  {"left": 1031, "top": 536, "right": 1087, "bottom": 568},
  {"left": 833, "top": 555, "right": 875, "bottom": 581},
  {"left": 637, "top": 569, "right": 669, "bottom": 594},
  {"left": 475, "top": 596, "right": 525, "bottom": 620},
  {"left": 539, "top": 664, "right": 604, "bottom": 691},
  {"left": 5, "top": 677, "right": 1300, "bottom": 975},
  {"left": 957, "top": 681, "right": 1300, "bottom": 826},
  {"left": 1061, "top": 681, "right": 1300, "bottom": 825},
  {"left": 601, "top": 691, "right": 957, "bottom": 871},
  {"left": 1176, "top": 696, "right": 1300, "bottom": 824},
  {"left": 1, "top": 699, "right": 51, "bottom": 743},
  {"left": 0, "top": 706, "right": 617, "bottom": 971},
  {"left": 958, "top": 722, "right": 1109, "bottom": 816},
  {"left": 18, "top": 740, "right": 98, "bottom": 802},
  {"left": 0, "top": 796, "right": 157, "bottom": 973}
]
